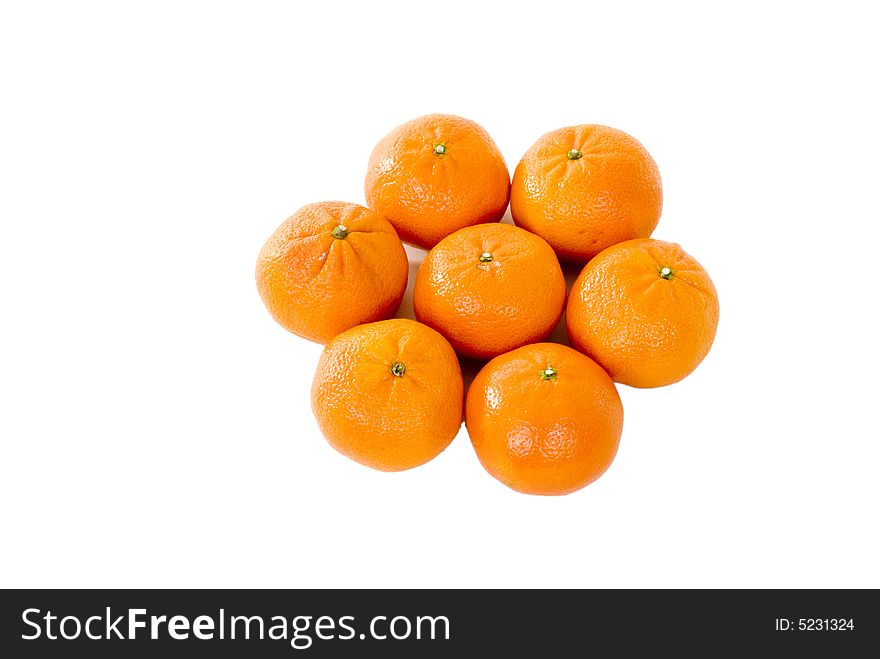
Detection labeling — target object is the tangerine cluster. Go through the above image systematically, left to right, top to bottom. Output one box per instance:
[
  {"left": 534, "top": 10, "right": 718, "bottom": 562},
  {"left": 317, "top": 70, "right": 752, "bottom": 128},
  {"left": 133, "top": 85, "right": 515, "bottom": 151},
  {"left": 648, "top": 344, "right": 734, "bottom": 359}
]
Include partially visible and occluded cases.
[{"left": 257, "top": 114, "right": 718, "bottom": 495}]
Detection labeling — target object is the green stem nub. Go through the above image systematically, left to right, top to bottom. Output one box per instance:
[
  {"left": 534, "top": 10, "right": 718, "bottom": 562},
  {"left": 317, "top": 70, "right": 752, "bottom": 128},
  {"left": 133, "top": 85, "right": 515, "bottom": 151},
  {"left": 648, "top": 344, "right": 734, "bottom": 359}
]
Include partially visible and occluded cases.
[
  {"left": 433, "top": 143, "right": 447, "bottom": 156},
  {"left": 567, "top": 149, "right": 582, "bottom": 160},
  {"left": 332, "top": 225, "right": 349, "bottom": 240},
  {"left": 479, "top": 252, "right": 493, "bottom": 263},
  {"left": 659, "top": 266, "right": 674, "bottom": 280},
  {"left": 390, "top": 362, "right": 406, "bottom": 377},
  {"left": 540, "top": 366, "right": 557, "bottom": 381}
]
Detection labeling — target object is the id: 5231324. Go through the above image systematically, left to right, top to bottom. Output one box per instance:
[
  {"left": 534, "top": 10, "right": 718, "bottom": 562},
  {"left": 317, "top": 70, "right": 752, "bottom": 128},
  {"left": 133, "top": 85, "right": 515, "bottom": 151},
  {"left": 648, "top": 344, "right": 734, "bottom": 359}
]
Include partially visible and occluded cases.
[{"left": 775, "top": 618, "right": 855, "bottom": 631}]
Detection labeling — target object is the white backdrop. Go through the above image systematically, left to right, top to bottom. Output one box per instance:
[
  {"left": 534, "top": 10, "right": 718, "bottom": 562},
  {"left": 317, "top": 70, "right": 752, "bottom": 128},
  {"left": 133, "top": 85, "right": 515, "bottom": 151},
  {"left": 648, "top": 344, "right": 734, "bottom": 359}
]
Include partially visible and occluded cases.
[{"left": 2, "top": 1, "right": 878, "bottom": 588}]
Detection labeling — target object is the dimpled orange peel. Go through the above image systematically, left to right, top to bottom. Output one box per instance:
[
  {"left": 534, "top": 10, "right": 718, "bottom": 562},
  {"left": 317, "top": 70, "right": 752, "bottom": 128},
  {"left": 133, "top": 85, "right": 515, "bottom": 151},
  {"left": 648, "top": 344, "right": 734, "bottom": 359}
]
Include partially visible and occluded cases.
[
  {"left": 365, "top": 114, "right": 510, "bottom": 249},
  {"left": 511, "top": 124, "right": 662, "bottom": 263},
  {"left": 256, "top": 201, "right": 408, "bottom": 344},
  {"left": 413, "top": 223, "right": 566, "bottom": 359},
  {"left": 566, "top": 238, "right": 719, "bottom": 388},
  {"left": 311, "top": 319, "right": 464, "bottom": 472},
  {"left": 466, "top": 343, "right": 623, "bottom": 495}
]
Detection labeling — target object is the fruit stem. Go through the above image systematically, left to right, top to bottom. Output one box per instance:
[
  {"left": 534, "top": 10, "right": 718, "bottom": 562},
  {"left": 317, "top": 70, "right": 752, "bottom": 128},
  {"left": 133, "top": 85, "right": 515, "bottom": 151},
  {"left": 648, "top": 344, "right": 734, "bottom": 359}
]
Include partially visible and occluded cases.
[
  {"left": 433, "top": 143, "right": 447, "bottom": 156},
  {"left": 567, "top": 149, "right": 582, "bottom": 160},
  {"left": 332, "top": 225, "right": 349, "bottom": 240},
  {"left": 479, "top": 252, "right": 493, "bottom": 263},
  {"left": 659, "top": 266, "right": 674, "bottom": 280},
  {"left": 390, "top": 362, "right": 406, "bottom": 377},
  {"left": 540, "top": 366, "right": 557, "bottom": 381}
]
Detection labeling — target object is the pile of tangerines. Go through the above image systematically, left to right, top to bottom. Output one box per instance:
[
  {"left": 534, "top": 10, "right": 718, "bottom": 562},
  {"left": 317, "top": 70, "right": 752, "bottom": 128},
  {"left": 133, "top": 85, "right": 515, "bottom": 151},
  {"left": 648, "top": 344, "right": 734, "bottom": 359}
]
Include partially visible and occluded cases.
[{"left": 257, "top": 115, "right": 719, "bottom": 496}]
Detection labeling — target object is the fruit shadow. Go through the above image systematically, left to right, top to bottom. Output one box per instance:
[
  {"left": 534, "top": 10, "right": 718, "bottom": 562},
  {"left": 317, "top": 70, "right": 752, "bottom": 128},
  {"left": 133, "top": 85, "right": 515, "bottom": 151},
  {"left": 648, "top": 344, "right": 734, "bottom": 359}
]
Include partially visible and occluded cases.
[
  {"left": 394, "top": 244, "right": 426, "bottom": 322},
  {"left": 546, "top": 261, "right": 583, "bottom": 347}
]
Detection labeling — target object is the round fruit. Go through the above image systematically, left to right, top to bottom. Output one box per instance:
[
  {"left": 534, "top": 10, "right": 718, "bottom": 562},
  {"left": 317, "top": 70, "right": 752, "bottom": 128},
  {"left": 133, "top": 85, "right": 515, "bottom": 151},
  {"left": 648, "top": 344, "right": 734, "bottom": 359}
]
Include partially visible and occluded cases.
[
  {"left": 364, "top": 114, "right": 510, "bottom": 249},
  {"left": 510, "top": 124, "right": 662, "bottom": 263},
  {"left": 256, "top": 201, "right": 408, "bottom": 344},
  {"left": 413, "top": 223, "right": 565, "bottom": 359},
  {"left": 566, "top": 239, "right": 719, "bottom": 388},
  {"left": 311, "top": 319, "right": 463, "bottom": 472},
  {"left": 466, "top": 343, "right": 623, "bottom": 496}
]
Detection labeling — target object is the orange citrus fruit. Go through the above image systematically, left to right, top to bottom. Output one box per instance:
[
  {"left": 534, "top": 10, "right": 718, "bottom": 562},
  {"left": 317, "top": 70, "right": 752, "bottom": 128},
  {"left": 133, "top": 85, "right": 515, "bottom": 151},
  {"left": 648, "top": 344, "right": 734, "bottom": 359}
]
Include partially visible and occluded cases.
[
  {"left": 364, "top": 114, "right": 510, "bottom": 249},
  {"left": 510, "top": 124, "right": 662, "bottom": 263},
  {"left": 256, "top": 201, "right": 408, "bottom": 344},
  {"left": 413, "top": 223, "right": 565, "bottom": 359},
  {"left": 566, "top": 238, "right": 719, "bottom": 388},
  {"left": 311, "top": 319, "right": 463, "bottom": 471},
  {"left": 466, "top": 343, "right": 623, "bottom": 495}
]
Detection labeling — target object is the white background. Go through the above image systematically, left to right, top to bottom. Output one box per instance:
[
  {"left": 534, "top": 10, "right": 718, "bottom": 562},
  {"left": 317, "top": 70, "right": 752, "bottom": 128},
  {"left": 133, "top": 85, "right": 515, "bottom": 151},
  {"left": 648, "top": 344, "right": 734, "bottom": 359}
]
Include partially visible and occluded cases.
[{"left": 2, "top": 1, "right": 878, "bottom": 588}]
